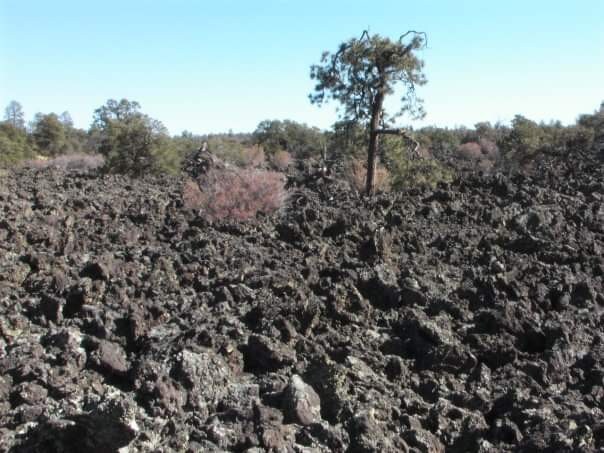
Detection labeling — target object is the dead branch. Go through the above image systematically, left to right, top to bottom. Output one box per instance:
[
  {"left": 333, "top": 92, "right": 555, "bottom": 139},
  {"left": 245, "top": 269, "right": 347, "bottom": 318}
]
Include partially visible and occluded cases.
[{"left": 398, "top": 31, "right": 428, "bottom": 48}]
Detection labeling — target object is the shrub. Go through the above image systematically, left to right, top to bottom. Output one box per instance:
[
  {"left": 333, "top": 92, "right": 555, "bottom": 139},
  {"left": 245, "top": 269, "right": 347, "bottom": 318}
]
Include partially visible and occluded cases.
[
  {"left": 91, "top": 99, "right": 176, "bottom": 175},
  {"left": 0, "top": 122, "right": 35, "bottom": 167},
  {"left": 206, "top": 138, "right": 265, "bottom": 168},
  {"left": 478, "top": 138, "right": 499, "bottom": 160},
  {"left": 456, "top": 140, "right": 499, "bottom": 172},
  {"left": 457, "top": 142, "right": 483, "bottom": 160},
  {"left": 240, "top": 145, "right": 265, "bottom": 167},
  {"left": 271, "top": 150, "right": 292, "bottom": 171},
  {"left": 22, "top": 153, "right": 105, "bottom": 171},
  {"left": 389, "top": 157, "right": 453, "bottom": 190},
  {"left": 344, "top": 158, "right": 391, "bottom": 193},
  {"left": 183, "top": 168, "right": 286, "bottom": 221},
  {"left": 182, "top": 178, "right": 205, "bottom": 209}
]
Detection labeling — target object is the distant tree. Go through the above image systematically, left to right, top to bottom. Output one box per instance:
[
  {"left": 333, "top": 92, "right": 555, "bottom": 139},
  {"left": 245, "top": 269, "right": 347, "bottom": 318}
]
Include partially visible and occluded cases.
[
  {"left": 310, "top": 30, "right": 427, "bottom": 194},
  {"left": 91, "top": 99, "right": 178, "bottom": 175},
  {"left": 4, "top": 101, "right": 25, "bottom": 130},
  {"left": 59, "top": 111, "right": 74, "bottom": 128},
  {"left": 32, "top": 113, "right": 67, "bottom": 156},
  {"left": 501, "top": 115, "right": 545, "bottom": 170},
  {"left": 253, "top": 119, "right": 324, "bottom": 159},
  {"left": 325, "top": 119, "right": 368, "bottom": 166},
  {"left": 253, "top": 120, "right": 285, "bottom": 155},
  {"left": 415, "top": 126, "right": 463, "bottom": 160}
]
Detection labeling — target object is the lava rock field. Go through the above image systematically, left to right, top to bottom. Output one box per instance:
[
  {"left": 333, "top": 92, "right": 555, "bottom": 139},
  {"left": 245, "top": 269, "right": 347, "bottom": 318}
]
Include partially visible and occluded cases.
[{"left": 1, "top": 152, "right": 603, "bottom": 452}]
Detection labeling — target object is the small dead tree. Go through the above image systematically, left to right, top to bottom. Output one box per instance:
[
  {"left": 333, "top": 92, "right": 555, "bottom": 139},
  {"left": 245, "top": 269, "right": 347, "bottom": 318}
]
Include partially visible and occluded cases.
[{"left": 310, "top": 30, "right": 427, "bottom": 195}]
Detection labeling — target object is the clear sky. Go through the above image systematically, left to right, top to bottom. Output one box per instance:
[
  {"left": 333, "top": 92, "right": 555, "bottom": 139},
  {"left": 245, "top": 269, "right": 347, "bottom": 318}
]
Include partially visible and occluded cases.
[{"left": 1, "top": 0, "right": 603, "bottom": 135}]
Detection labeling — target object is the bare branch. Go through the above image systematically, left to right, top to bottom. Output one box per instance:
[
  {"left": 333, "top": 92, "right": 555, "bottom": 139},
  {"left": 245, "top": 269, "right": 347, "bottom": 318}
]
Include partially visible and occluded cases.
[{"left": 398, "top": 30, "right": 428, "bottom": 48}]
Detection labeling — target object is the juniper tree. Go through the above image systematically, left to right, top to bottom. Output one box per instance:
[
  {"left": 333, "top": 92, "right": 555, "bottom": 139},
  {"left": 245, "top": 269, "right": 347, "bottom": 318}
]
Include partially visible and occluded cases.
[
  {"left": 310, "top": 31, "right": 427, "bottom": 194},
  {"left": 91, "top": 99, "right": 177, "bottom": 175},
  {"left": 32, "top": 113, "right": 67, "bottom": 156}
]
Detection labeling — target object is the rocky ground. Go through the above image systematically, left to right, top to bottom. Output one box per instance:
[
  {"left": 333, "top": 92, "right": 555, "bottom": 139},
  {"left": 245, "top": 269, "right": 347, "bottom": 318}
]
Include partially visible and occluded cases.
[{"left": 1, "top": 149, "right": 603, "bottom": 452}]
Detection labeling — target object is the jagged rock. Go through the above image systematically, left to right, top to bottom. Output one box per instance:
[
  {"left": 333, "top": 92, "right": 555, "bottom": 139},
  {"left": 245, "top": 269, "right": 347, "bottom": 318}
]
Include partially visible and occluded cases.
[
  {"left": 1, "top": 149, "right": 604, "bottom": 451},
  {"left": 244, "top": 334, "right": 297, "bottom": 372},
  {"left": 90, "top": 339, "right": 130, "bottom": 377},
  {"left": 282, "top": 374, "right": 321, "bottom": 425},
  {"left": 404, "top": 427, "right": 445, "bottom": 453}
]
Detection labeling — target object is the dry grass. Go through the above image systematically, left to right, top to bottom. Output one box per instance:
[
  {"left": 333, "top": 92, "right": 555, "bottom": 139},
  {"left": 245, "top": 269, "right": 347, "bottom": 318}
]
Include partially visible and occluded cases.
[
  {"left": 271, "top": 150, "right": 292, "bottom": 171},
  {"left": 23, "top": 153, "right": 105, "bottom": 171},
  {"left": 345, "top": 158, "right": 391, "bottom": 193}
]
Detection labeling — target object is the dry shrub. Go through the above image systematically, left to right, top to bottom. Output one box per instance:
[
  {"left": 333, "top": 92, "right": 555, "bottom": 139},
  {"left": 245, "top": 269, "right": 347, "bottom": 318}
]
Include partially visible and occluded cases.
[
  {"left": 478, "top": 138, "right": 499, "bottom": 160},
  {"left": 457, "top": 142, "right": 483, "bottom": 160},
  {"left": 240, "top": 145, "right": 265, "bottom": 167},
  {"left": 417, "top": 147, "right": 433, "bottom": 159},
  {"left": 271, "top": 150, "right": 292, "bottom": 171},
  {"left": 23, "top": 153, "right": 105, "bottom": 171},
  {"left": 345, "top": 158, "right": 391, "bottom": 193},
  {"left": 183, "top": 168, "right": 286, "bottom": 221},
  {"left": 182, "top": 178, "right": 205, "bottom": 209}
]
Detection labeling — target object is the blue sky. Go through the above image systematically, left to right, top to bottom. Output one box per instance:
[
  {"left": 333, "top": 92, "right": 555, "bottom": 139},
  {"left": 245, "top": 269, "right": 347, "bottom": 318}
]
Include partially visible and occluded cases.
[{"left": 1, "top": 0, "right": 603, "bottom": 135}]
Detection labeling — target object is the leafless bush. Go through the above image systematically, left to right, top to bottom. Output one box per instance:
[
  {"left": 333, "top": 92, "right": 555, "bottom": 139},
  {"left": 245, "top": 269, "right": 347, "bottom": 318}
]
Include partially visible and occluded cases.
[
  {"left": 478, "top": 138, "right": 499, "bottom": 160},
  {"left": 457, "top": 142, "right": 483, "bottom": 160},
  {"left": 240, "top": 145, "right": 265, "bottom": 168},
  {"left": 271, "top": 150, "right": 292, "bottom": 171},
  {"left": 23, "top": 153, "right": 105, "bottom": 171},
  {"left": 344, "top": 158, "right": 391, "bottom": 193},
  {"left": 183, "top": 168, "right": 286, "bottom": 221},
  {"left": 182, "top": 179, "right": 205, "bottom": 209}
]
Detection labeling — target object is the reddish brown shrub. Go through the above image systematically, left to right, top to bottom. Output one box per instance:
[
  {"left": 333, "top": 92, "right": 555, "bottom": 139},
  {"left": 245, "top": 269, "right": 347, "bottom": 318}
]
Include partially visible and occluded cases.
[
  {"left": 478, "top": 138, "right": 499, "bottom": 160},
  {"left": 457, "top": 142, "right": 483, "bottom": 160},
  {"left": 240, "top": 145, "right": 265, "bottom": 168},
  {"left": 271, "top": 150, "right": 292, "bottom": 171},
  {"left": 345, "top": 158, "right": 390, "bottom": 193},
  {"left": 184, "top": 168, "right": 286, "bottom": 221},
  {"left": 182, "top": 178, "right": 205, "bottom": 209}
]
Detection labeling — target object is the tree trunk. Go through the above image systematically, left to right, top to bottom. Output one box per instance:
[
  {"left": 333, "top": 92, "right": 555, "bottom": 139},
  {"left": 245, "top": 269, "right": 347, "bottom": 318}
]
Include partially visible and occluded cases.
[{"left": 366, "top": 90, "right": 385, "bottom": 195}]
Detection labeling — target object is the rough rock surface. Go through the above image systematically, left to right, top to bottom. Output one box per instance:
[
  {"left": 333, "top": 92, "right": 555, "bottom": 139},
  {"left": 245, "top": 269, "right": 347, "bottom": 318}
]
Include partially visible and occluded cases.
[{"left": 0, "top": 149, "right": 603, "bottom": 452}]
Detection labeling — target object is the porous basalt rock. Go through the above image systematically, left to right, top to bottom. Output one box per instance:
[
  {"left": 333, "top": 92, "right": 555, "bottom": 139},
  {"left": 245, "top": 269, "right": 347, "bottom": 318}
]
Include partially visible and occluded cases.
[{"left": 1, "top": 149, "right": 603, "bottom": 451}]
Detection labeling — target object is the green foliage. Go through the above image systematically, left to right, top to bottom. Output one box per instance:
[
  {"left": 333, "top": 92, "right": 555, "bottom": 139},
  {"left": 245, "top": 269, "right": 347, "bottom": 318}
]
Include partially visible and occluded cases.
[
  {"left": 310, "top": 30, "right": 427, "bottom": 194},
  {"left": 310, "top": 31, "right": 427, "bottom": 125},
  {"left": 91, "top": 99, "right": 179, "bottom": 175},
  {"left": 577, "top": 102, "right": 604, "bottom": 151},
  {"left": 578, "top": 102, "right": 604, "bottom": 132},
  {"left": 32, "top": 113, "right": 67, "bottom": 157},
  {"left": 499, "top": 115, "right": 547, "bottom": 170},
  {"left": 253, "top": 119, "right": 324, "bottom": 159},
  {"left": 326, "top": 120, "right": 367, "bottom": 161},
  {"left": 0, "top": 122, "right": 35, "bottom": 167},
  {"left": 415, "top": 127, "right": 463, "bottom": 159},
  {"left": 171, "top": 130, "right": 200, "bottom": 159},
  {"left": 382, "top": 134, "right": 453, "bottom": 190},
  {"left": 206, "top": 136, "right": 249, "bottom": 166}
]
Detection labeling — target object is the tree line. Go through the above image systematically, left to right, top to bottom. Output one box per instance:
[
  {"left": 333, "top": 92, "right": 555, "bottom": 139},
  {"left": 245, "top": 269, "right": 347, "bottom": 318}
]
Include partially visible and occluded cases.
[
  {"left": 1, "top": 30, "right": 603, "bottom": 192},
  {"left": 2, "top": 97, "right": 602, "bottom": 181}
]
